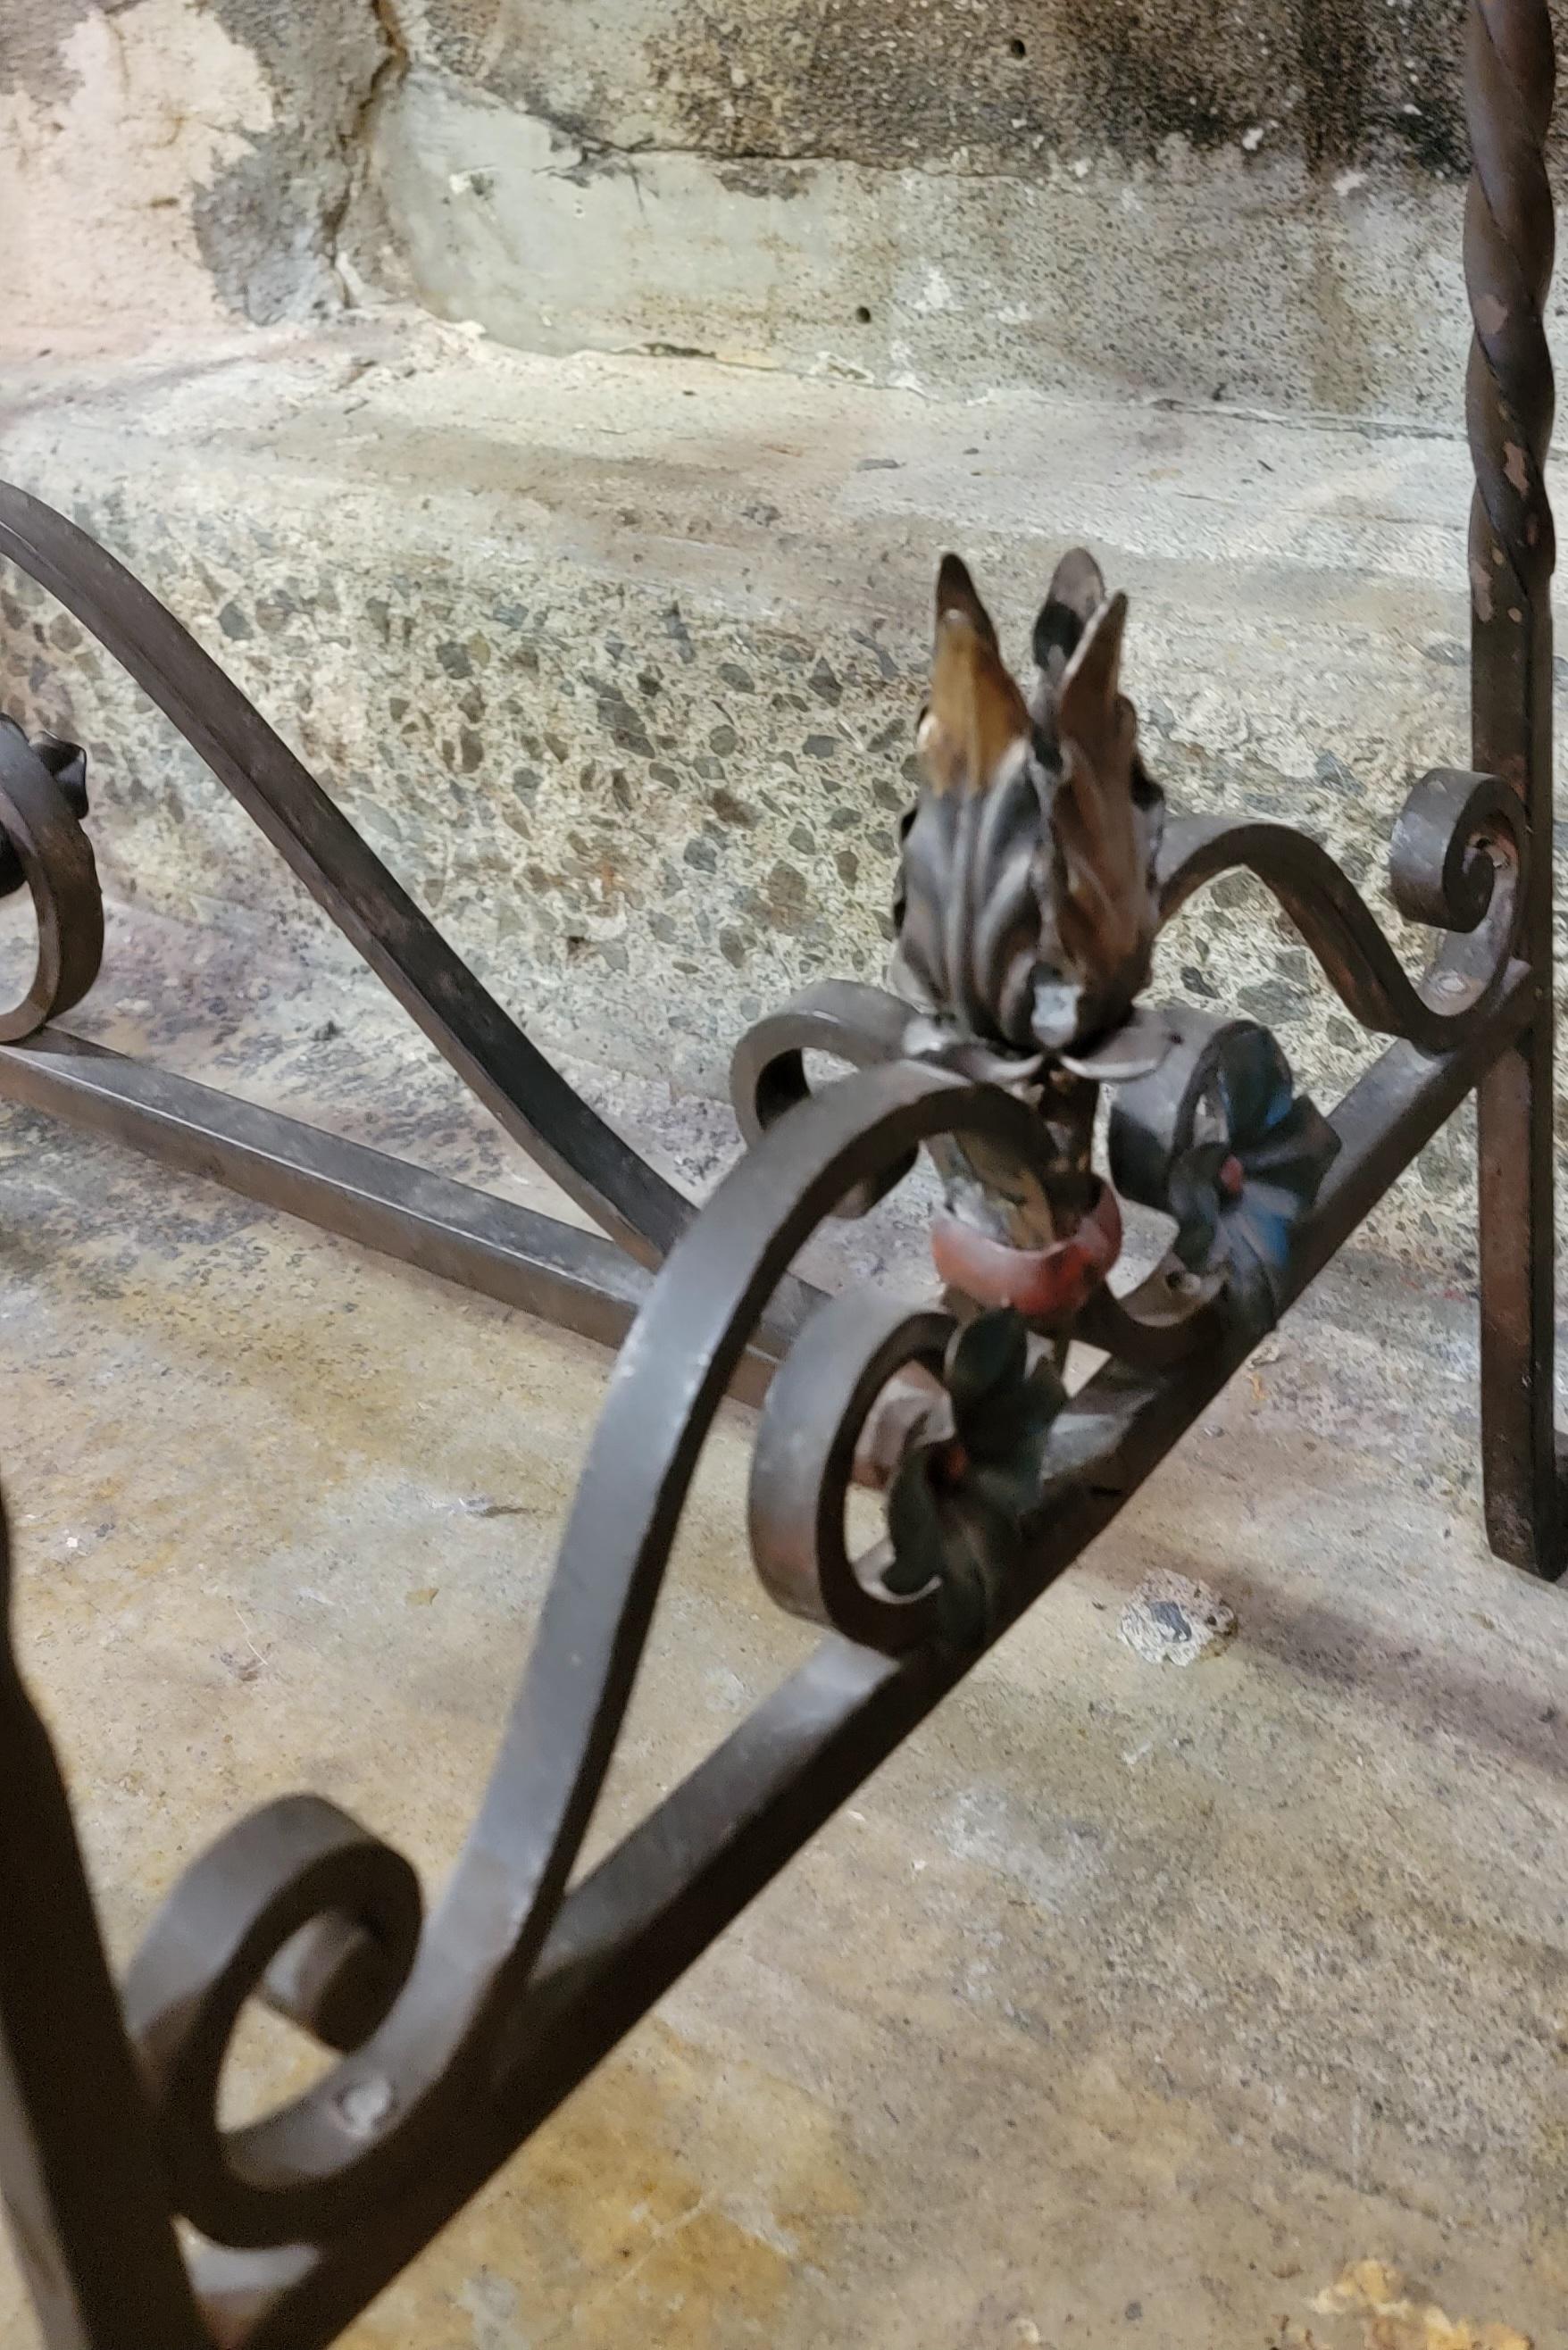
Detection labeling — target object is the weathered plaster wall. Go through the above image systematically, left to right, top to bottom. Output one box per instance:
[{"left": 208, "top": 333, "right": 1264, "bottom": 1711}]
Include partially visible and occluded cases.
[
  {"left": 0, "top": 0, "right": 392, "bottom": 351},
  {"left": 4, "top": 0, "right": 1567, "bottom": 418},
  {"left": 350, "top": 0, "right": 1568, "bottom": 421},
  {"left": 406, "top": 0, "right": 1472, "bottom": 172}
]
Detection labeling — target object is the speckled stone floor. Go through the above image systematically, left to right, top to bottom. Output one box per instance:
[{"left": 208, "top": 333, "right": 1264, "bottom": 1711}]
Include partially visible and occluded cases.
[
  {"left": 5, "top": 315, "right": 1564, "bottom": 1291},
  {"left": 0, "top": 898, "right": 1564, "bottom": 2350}
]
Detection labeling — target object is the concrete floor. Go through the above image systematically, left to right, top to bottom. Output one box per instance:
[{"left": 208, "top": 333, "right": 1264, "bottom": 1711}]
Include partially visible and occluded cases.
[{"left": 0, "top": 900, "right": 1564, "bottom": 2350}]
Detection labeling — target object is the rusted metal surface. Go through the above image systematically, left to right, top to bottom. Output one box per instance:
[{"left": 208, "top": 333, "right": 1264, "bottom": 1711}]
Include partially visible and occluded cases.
[
  {"left": 1465, "top": 0, "right": 1561, "bottom": 1575},
  {"left": 0, "top": 1, "right": 1557, "bottom": 2341},
  {"left": 0, "top": 719, "right": 101, "bottom": 1045},
  {"left": 0, "top": 1029, "right": 774, "bottom": 1410},
  {"left": 0, "top": 1500, "right": 212, "bottom": 2350}
]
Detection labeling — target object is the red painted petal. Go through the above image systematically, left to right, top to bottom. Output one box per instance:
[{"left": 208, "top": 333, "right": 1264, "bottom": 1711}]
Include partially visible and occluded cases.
[{"left": 931, "top": 1180, "right": 1122, "bottom": 1318}]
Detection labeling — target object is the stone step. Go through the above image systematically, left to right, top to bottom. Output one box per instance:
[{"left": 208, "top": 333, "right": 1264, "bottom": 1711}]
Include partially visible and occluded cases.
[{"left": 1, "top": 311, "right": 1557, "bottom": 1278}]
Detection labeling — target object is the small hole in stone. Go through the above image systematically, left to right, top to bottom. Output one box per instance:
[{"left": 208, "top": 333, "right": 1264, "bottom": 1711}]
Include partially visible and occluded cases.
[
  {"left": 1009, "top": 36, "right": 1027, "bottom": 56},
  {"left": 855, "top": 304, "right": 872, "bottom": 324}
]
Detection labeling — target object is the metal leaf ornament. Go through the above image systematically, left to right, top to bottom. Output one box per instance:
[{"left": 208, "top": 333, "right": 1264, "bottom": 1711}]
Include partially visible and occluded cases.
[
  {"left": 891, "top": 551, "right": 1163, "bottom": 1061},
  {"left": 891, "top": 554, "right": 1044, "bottom": 1050},
  {"left": 1032, "top": 582, "right": 1164, "bottom": 1052}
]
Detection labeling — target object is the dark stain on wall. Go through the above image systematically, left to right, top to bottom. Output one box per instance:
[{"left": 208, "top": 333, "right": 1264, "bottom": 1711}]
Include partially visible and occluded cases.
[
  {"left": 1, "top": 0, "right": 1547, "bottom": 339},
  {"left": 191, "top": 0, "right": 396, "bottom": 322},
  {"left": 417, "top": 0, "right": 1556, "bottom": 184},
  {"left": 650, "top": 0, "right": 1480, "bottom": 177},
  {"left": 1054, "top": 0, "right": 1295, "bottom": 161},
  {"left": 1298, "top": 1, "right": 1372, "bottom": 170}
]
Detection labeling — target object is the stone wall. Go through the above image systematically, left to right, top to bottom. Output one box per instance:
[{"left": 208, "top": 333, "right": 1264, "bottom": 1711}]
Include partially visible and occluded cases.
[
  {"left": 4, "top": 0, "right": 1567, "bottom": 420},
  {"left": 360, "top": 0, "right": 1553, "bottom": 421}
]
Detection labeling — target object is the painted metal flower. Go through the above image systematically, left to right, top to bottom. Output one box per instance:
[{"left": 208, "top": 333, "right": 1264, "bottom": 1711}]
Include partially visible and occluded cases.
[
  {"left": 1164, "top": 1026, "right": 1339, "bottom": 1330},
  {"left": 881, "top": 1308, "right": 1065, "bottom": 1646}
]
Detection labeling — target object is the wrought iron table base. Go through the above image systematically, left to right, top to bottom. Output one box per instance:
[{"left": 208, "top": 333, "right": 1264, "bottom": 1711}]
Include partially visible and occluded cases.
[{"left": 0, "top": 2, "right": 1560, "bottom": 2342}]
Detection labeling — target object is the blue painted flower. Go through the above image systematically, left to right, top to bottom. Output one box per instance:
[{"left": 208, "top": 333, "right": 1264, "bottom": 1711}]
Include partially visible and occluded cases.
[{"left": 1165, "top": 1027, "right": 1339, "bottom": 1329}]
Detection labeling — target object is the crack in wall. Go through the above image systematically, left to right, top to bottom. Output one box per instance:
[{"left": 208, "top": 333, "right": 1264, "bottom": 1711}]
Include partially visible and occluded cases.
[
  {"left": 324, "top": 0, "right": 413, "bottom": 301},
  {"left": 383, "top": 64, "right": 1448, "bottom": 212},
  {"left": 455, "top": 86, "right": 1305, "bottom": 197}
]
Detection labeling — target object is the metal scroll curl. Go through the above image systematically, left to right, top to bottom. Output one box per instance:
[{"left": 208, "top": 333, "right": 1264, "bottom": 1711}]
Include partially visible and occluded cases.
[
  {"left": 0, "top": 715, "right": 102, "bottom": 1042},
  {"left": 1070, "top": 765, "right": 1523, "bottom": 1365},
  {"left": 1155, "top": 765, "right": 1528, "bottom": 1054},
  {"left": 1078, "top": 766, "right": 1523, "bottom": 1357},
  {"left": 730, "top": 976, "right": 922, "bottom": 1215},
  {"left": 120, "top": 1060, "right": 1068, "bottom": 2290},
  {"left": 747, "top": 1287, "right": 958, "bottom": 1652},
  {"left": 748, "top": 1288, "right": 1068, "bottom": 1654},
  {"left": 124, "top": 1798, "right": 424, "bottom": 2246}
]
